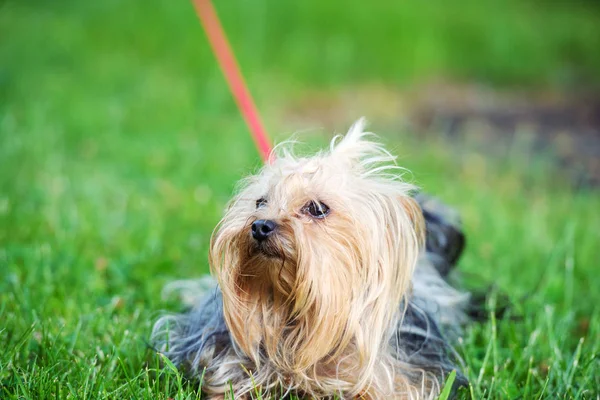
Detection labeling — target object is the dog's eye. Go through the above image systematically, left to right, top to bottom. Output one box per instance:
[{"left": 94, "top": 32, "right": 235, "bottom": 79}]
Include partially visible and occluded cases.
[
  {"left": 256, "top": 198, "right": 267, "bottom": 209},
  {"left": 304, "top": 201, "right": 330, "bottom": 219}
]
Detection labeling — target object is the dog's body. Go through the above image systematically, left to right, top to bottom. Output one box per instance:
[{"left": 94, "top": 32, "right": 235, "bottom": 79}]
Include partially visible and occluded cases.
[{"left": 153, "top": 120, "right": 470, "bottom": 399}]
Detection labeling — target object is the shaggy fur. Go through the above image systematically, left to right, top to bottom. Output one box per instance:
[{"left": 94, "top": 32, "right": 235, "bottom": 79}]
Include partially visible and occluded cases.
[{"left": 153, "top": 119, "right": 470, "bottom": 399}]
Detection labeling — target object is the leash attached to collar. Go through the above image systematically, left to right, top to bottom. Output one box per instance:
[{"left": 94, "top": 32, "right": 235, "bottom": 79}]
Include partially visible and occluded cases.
[{"left": 192, "top": 0, "right": 273, "bottom": 163}]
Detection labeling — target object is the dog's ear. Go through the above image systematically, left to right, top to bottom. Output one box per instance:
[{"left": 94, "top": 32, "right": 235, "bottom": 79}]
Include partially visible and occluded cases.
[
  {"left": 329, "top": 118, "right": 388, "bottom": 168},
  {"left": 331, "top": 118, "right": 369, "bottom": 160},
  {"left": 399, "top": 195, "right": 426, "bottom": 248}
]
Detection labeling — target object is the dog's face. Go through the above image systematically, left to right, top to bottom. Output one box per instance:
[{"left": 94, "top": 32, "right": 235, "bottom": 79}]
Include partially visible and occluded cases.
[{"left": 210, "top": 120, "right": 424, "bottom": 393}]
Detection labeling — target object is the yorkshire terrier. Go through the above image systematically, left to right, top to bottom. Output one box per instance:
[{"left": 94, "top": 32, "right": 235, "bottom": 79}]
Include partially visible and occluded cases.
[{"left": 153, "top": 119, "right": 470, "bottom": 399}]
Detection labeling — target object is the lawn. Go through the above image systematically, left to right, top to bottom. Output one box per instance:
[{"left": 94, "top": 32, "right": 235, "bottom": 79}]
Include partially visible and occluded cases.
[{"left": 1, "top": 0, "right": 599, "bottom": 398}]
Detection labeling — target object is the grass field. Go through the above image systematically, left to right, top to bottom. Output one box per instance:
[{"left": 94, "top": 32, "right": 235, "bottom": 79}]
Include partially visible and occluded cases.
[{"left": 1, "top": 0, "right": 599, "bottom": 398}]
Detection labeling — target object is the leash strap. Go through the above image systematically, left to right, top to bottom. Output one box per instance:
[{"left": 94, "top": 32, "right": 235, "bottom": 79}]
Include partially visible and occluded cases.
[{"left": 191, "top": 0, "right": 273, "bottom": 162}]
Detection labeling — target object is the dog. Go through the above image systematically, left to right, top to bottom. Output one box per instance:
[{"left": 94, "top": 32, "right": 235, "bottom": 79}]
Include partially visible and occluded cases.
[{"left": 152, "top": 119, "right": 470, "bottom": 399}]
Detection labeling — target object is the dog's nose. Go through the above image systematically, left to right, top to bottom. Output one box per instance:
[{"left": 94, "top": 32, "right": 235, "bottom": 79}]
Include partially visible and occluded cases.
[{"left": 251, "top": 219, "right": 276, "bottom": 241}]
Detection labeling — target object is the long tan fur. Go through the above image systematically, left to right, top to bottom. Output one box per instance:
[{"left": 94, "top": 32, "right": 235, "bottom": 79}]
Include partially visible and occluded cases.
[{"left": 209, "top": 119, "right": 428, "bottom": 398}]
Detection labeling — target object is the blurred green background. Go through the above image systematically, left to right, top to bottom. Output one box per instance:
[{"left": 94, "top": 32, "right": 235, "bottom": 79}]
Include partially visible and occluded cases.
[{"left": 1, "top": 0, "right": 599, "bottom": 399}]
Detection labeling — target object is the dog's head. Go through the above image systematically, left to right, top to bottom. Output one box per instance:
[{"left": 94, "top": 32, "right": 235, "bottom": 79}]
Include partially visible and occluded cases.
[{"left": 210, "top": 119, "right": 424, "bottom": 393}]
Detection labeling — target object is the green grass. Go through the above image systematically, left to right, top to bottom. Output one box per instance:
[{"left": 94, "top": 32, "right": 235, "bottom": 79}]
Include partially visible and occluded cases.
[{"left": 1, "top": 0, "right": 599, "bottom": 398}]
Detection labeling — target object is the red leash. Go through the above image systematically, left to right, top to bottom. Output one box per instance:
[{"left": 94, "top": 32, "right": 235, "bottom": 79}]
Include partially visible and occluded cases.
[{"left": 191, "top": 0, "right": 273, "bottom": 163}]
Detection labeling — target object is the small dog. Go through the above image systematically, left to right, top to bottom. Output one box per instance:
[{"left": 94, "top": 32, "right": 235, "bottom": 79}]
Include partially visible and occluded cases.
[{"left": 153, "top": 119, "right": 470, "bottom": 399}]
